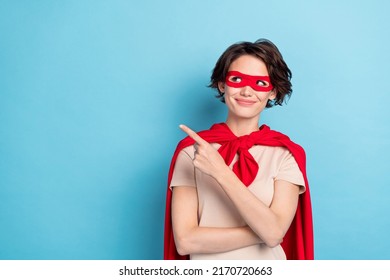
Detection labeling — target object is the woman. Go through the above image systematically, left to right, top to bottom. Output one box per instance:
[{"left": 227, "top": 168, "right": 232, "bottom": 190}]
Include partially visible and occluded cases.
[{"left": 164, "top": 39, "right": 313, "bottom": 260}]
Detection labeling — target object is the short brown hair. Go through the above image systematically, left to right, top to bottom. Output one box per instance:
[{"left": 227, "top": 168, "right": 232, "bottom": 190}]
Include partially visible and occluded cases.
[{"left": 209, "top": 39, "right": 292, "bottom": 108}]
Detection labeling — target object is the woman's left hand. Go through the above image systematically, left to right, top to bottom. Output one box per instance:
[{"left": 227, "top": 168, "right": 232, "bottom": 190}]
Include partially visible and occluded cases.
[{"left": 179, "top": 124, "right": 229, "bottom": 179}]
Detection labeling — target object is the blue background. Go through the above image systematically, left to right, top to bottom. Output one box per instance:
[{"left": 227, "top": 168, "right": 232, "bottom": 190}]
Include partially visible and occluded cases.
[{"left": 1, "top": 0, "right": 389, "bottom": 260}]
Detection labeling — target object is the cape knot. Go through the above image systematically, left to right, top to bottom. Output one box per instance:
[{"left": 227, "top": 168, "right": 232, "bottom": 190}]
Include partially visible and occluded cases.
[{"left": 237, "top": 135, "right": 255, "bottom": 152}]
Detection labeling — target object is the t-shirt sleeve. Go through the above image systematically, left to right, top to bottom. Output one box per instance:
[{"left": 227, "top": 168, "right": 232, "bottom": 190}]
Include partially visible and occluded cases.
[
  {"left": 170, "top": 147, "right": 196, "bottom": 189},
  {"left": 275, "top": 151, "right": 306, "bottom": 194}
]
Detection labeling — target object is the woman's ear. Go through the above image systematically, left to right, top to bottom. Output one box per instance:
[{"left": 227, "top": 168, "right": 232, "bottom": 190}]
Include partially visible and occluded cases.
[
  {"left": 218, "top": 81, "right": 225, "bottom": 93},
  {"left": 268, "top": 90, "right": 277, "bottom": 100}
]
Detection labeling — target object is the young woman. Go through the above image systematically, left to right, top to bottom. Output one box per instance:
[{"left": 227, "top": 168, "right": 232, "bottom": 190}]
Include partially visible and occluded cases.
[{"left": 164, "top": 39, "right": 314, "bottom": 260}]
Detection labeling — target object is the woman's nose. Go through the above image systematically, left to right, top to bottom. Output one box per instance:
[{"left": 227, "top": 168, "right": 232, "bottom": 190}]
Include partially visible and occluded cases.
[{"left": 240, "top": 86, "right": 253, "bottom": 97}]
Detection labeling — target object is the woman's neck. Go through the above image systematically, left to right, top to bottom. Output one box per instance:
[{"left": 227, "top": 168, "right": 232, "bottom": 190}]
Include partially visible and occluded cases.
[{"left": 225, "top": 116, "right": 260, "bottom": 137}]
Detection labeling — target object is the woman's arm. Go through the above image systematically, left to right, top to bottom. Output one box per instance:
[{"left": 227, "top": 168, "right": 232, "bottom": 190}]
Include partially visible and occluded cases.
[
  {"left": 179, "top": 124, "right": 300, "bottom": 248},
  {"left": 215, "top": 172, "right": 300, "bottom": 248},
  {"left": 171, "top": 185, "right": 262, "bottom": 256}
]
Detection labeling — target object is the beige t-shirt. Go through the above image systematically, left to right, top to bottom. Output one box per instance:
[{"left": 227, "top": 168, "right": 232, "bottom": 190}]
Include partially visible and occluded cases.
[{"left": 170, "top": 143, "right": 306, "bottom": 260}]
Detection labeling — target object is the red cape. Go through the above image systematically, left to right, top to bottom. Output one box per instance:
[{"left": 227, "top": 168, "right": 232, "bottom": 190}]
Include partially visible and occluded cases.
[{"left": 164, "top": 123, "right": 314, "bottom": 260}]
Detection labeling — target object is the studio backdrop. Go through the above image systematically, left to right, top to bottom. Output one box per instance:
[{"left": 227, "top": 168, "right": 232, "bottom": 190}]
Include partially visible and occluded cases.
[{"left": 1, "top": 0, "right": 389, "bottom": 259}]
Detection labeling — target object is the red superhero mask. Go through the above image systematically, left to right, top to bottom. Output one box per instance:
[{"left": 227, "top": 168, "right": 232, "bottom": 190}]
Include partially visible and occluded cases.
[{"left": 225, "top": 71, "right": 274, "bottom": 92}]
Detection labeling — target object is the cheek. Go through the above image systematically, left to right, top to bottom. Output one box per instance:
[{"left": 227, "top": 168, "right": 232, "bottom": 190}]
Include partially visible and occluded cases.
[
  {"left": 224, "top": 87, "right": 240, "bottom": 97},
  {"left": 255, "top": 91, "right": 274, "bottom": 101},
  {"left": 254, "top": 92, "right": 267, "bottom": 101}
]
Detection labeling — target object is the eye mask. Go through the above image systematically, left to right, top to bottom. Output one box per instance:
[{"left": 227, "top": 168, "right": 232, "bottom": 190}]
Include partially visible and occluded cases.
[{"left": 225, "top": 71, "right": 273, "bottom": 92}]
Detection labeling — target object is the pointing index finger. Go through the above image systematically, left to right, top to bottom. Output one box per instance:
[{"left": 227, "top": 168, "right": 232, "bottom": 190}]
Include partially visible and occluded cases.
[{"left": 179, "top": 124, "right": 207, "bottom": 145}]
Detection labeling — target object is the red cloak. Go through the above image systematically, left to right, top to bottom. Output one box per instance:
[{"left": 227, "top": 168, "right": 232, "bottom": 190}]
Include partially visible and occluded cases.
[{"left": 164, "top": 123, "right": 314, "bottom": 260}]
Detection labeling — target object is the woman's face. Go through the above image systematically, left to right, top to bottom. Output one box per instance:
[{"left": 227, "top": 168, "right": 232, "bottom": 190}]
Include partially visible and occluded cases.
[{"left": 218, "top": 55, "right": 276, "bottom": 121}]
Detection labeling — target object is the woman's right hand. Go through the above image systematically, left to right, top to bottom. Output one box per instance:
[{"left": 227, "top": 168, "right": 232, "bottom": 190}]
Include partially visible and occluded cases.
[{"left": 179, "top": 124, "right": 231, "bottom": 181}]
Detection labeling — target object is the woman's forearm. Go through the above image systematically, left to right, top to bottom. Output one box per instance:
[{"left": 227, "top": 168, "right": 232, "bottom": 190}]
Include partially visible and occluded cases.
[
  {"left": 214, "top": 168, "right": 299, "bottom": 248},
  {"left": 172, "top": 185, "right": 263, "bottom": 255},
  {"left": 175, "top": 225, "right": 262, "bottom": 256}
]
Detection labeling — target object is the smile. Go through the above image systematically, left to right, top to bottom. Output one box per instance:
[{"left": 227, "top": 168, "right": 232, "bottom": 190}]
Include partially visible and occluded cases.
[{"left": 235, "top": 98, "right": 257, "bottom": 106}]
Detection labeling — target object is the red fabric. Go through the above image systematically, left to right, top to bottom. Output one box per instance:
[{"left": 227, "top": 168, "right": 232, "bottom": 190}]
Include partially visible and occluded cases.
[
  {"left": 226, "top": 71, "right": 273, "bottom": 92},
  {"left": 163, "top": 123, "right": 314, "bottom": 260}
]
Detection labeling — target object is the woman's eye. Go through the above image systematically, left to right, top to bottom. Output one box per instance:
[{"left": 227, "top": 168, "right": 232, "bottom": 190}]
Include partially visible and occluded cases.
[
  {"left": 230, "top": 76, "right": 242, "bottom": 83},
  {"left": 256, "top": 80, "right": 268, "bottom": 86}
]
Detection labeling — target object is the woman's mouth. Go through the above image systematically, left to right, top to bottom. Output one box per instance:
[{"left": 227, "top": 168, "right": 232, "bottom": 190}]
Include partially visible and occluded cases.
[{"left": 235, "top": 98, "right": 257, "bottom": 106}]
